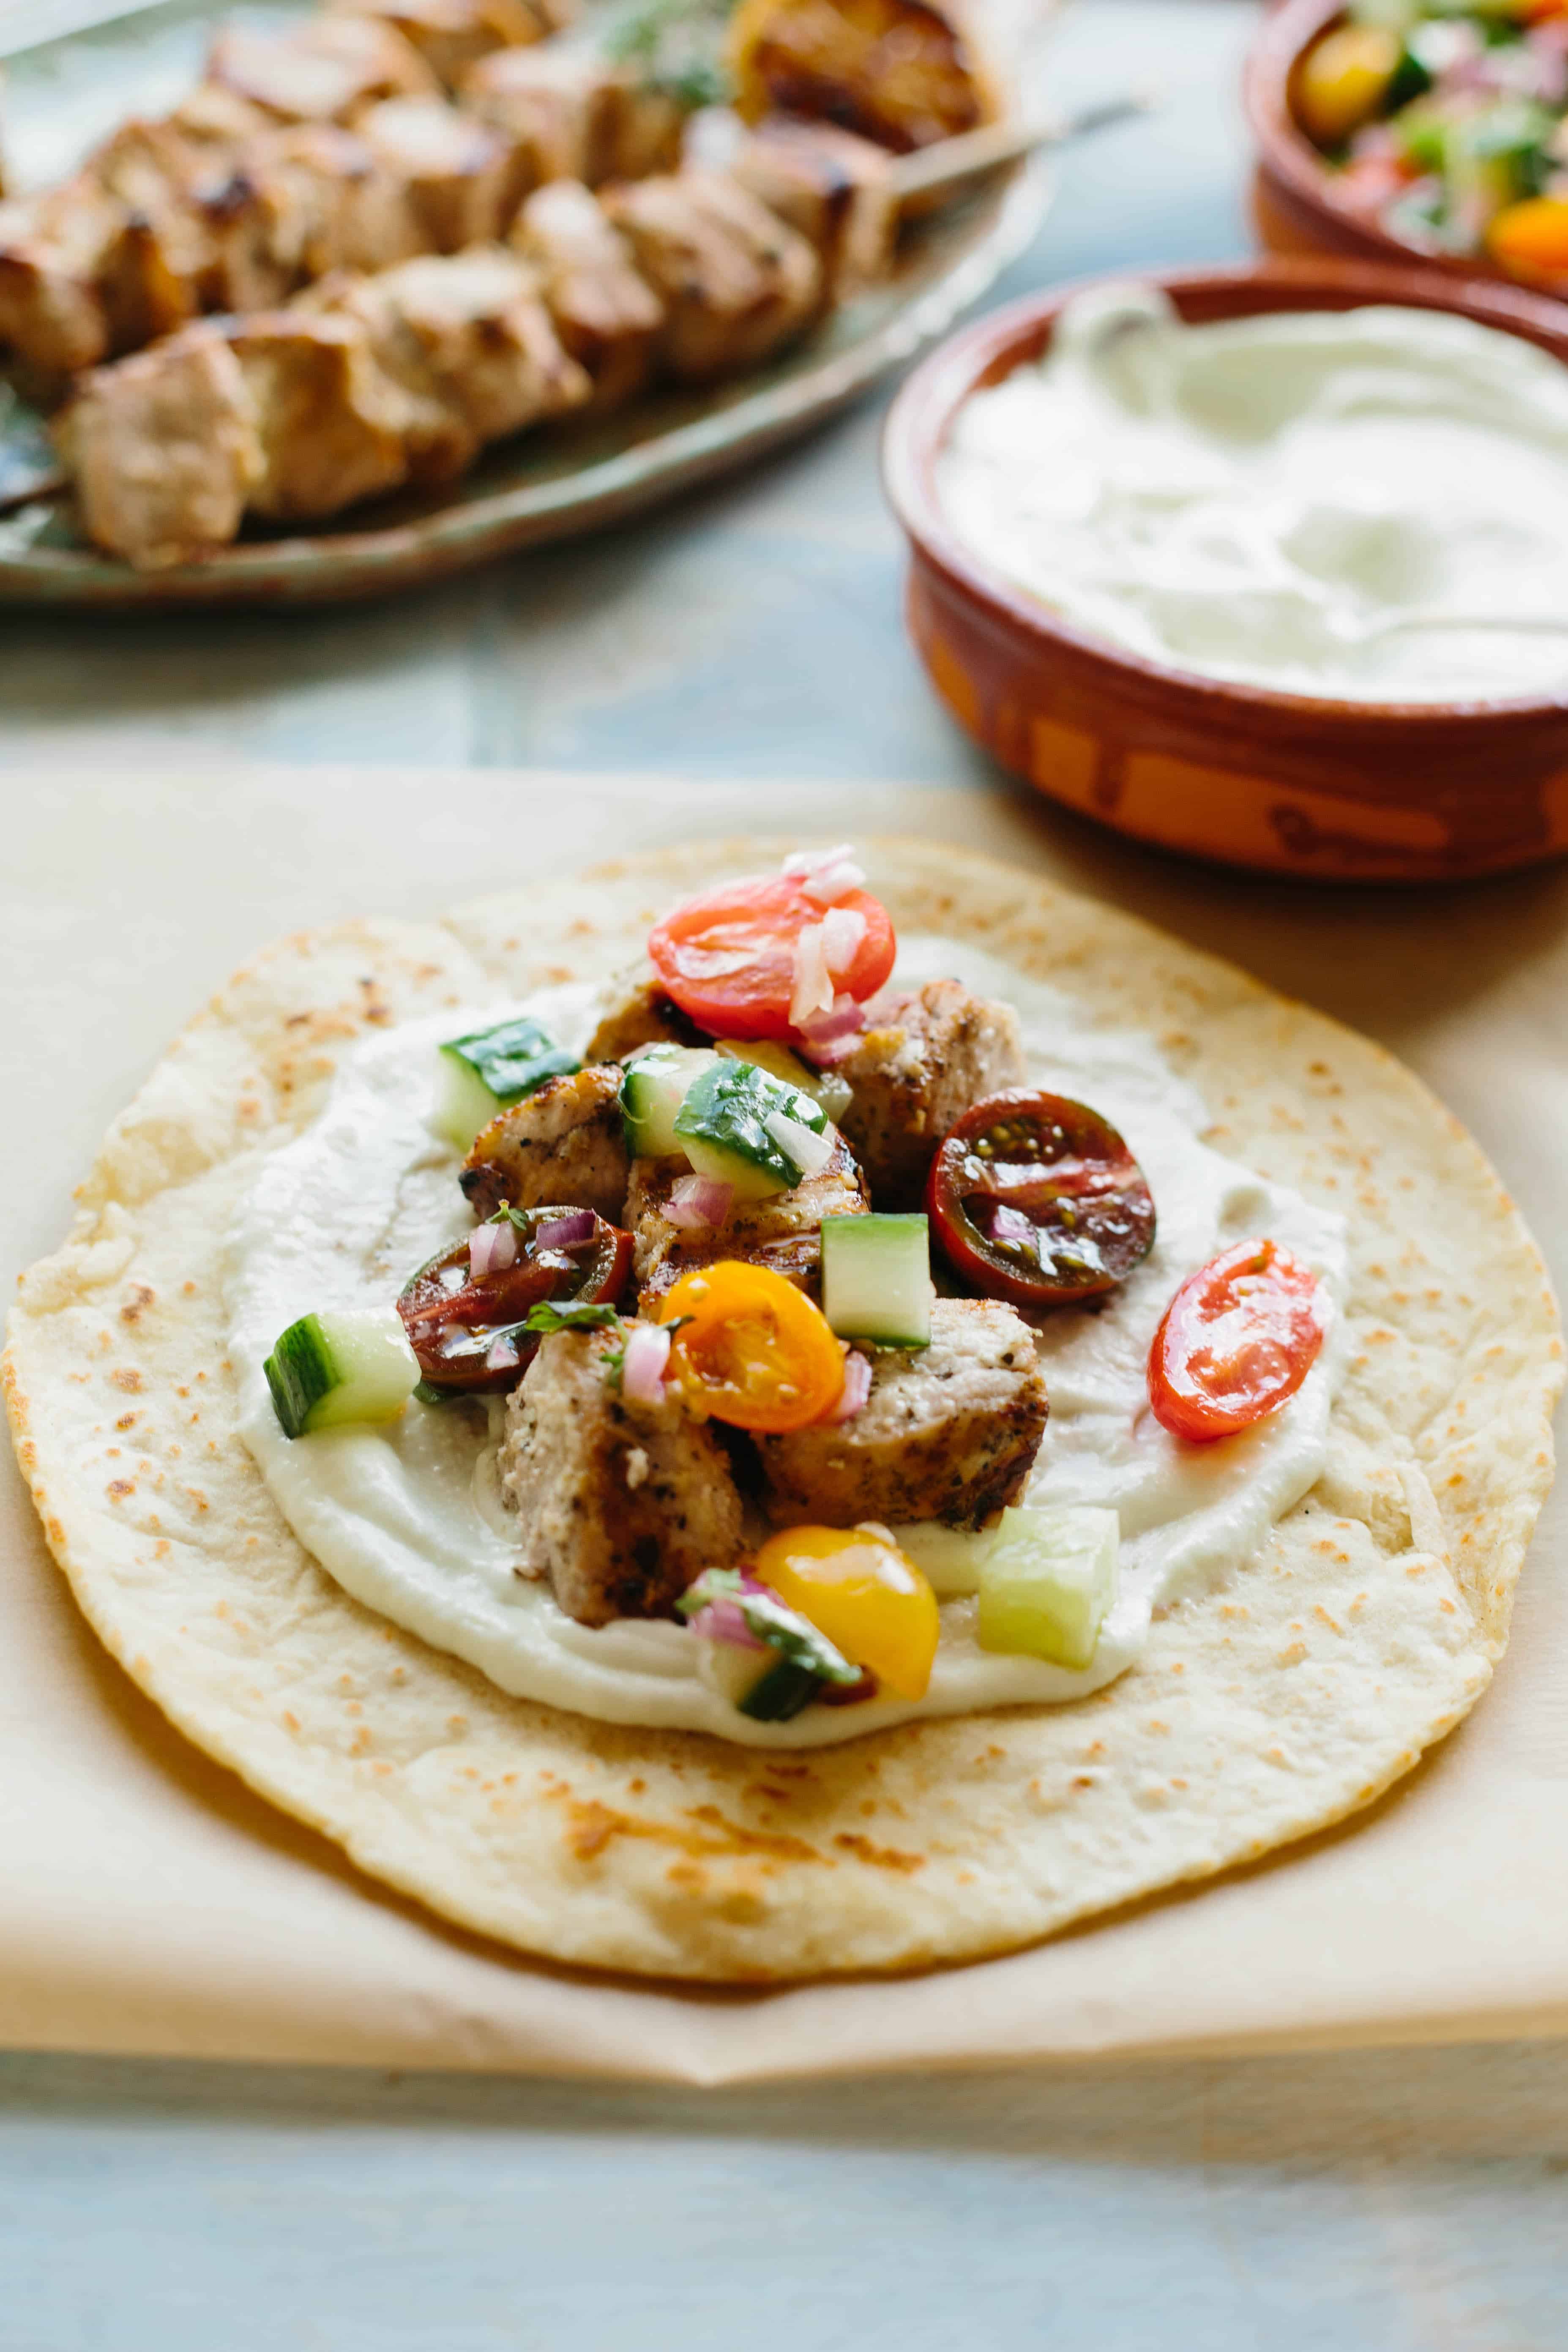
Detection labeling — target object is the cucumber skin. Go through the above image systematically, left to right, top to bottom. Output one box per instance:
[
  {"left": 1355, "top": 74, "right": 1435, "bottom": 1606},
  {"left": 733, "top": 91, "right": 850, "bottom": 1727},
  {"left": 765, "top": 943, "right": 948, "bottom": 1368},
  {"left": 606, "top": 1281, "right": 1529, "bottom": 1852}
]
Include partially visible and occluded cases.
[
  {"left": 435, "top": 1018, "right": 578, "bottom": 1150},
  {"left": 620, "top": 1046, "right": 717, "bottom": 1158},
  {"left": 675, "top": 1060, "right": 826, "bottom": 1193},
  {"left": 821, "top": 1213, "right": 933, "bottom": 1347},
  {"left": 264, "top": 1311, "right": 418, "bottom": 1440},
  {"left": 738, "top": 1657, "right": 824, "bottom": 1721}
]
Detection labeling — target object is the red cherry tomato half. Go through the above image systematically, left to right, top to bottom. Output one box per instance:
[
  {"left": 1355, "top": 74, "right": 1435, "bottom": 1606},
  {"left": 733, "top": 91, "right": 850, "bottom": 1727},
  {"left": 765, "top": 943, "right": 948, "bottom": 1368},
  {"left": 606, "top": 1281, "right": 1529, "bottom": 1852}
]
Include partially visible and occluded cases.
[
  {"left": 647, "top": 874, "right": 896, "bottom": 1041},
  {"left": 926, "top": 1088, "right": 1156, "bottom": 1307},
  {"left": 398, "top": 1206, "right": 631, "bottom": 1393},
  {"left": 1148, "top": 1238, "right": 1328, "bottom": 1443}
]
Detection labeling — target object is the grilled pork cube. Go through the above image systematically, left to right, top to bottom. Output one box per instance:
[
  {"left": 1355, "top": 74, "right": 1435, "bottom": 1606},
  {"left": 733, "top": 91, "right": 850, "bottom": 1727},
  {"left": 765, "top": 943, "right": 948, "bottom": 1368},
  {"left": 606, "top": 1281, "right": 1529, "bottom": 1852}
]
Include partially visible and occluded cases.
[
  {"left": 329, "top": 0, "right": 568, "bottom": 92},
  {"left": 727, "top": 0, "right": 1000, "bottom": 156},
  {"left": 207, "top": 17, "right": 440, "bottom": 126},
  {"left": 459, "top": 49, "right": 684, "bottom": 187},
  {"left": 168, "top": 82, "right": 277, "bottom": 149},
  {"left": 357, "top": 95, "right": 520, "bottom": 250},
  {"left": 731, "top": 115, "right": 896, "bottom": 301},
  {"left": 268, "top": 123, "right": 428, "bottom": 279},
  {"left": 601, "top": 170, "right": 820, "bottom": 383},
  {"left": 512, "top": 180, "right": 664, "bottom": 410},
  {"left": 0, "top": 181, "right": 118, "bottom": 378},
  {"left": 306, "top": 246, "right": 589, "bottom": 473},
  {"left": 229, "top": 311, "right": 412, "bottom": 520},
  {"left": 56, "top": 324, "right": 262, "bottom": 569},
  {"left": 583, "top": 968, "right": 706, "bottom": 1063},
  {"left": 836, "top": 978, "right": 1025, "bottom": 1209},
  {"left": 462, "top": 1062, "right": 629, "bottom": 1222},
  {"left": 626, "top": 1136, "right": 869, "bottom": 1308},
  {"left": 759, "top": 1296, "right": 1047, "bottom": 1531},
  {"left": 500, "top": 1324, "right": 743, "bottom": 1624}
]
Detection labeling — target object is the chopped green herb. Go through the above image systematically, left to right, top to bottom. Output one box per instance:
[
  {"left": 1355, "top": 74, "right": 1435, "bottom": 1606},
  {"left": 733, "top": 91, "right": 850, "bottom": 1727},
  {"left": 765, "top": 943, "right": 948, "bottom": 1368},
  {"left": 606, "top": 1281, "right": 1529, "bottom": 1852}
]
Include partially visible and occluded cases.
[{"left": 523, "top": 1299, "right": 626, "bottom": 1337}]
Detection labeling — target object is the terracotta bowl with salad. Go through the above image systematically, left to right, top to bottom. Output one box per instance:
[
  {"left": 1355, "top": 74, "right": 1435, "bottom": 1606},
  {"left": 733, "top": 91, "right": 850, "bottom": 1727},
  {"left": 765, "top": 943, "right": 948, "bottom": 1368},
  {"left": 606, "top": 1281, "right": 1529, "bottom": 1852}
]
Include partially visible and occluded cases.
[
  {"left": 1247, "top": 0, "right": 1568, "bottom": 288},
  {"left": 882, "top": 257, "right": 1568, "bottom": 882}
]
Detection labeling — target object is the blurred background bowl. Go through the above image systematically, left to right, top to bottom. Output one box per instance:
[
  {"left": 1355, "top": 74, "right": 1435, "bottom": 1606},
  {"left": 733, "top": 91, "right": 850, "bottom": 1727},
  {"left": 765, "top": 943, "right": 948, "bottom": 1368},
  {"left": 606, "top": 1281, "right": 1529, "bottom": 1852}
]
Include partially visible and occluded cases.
[
  {"left": 1244, "top": 0, "right": 1555, "bottom": 285},
  {"left": 882, "top": 257, "right": 1568, "bottom": 882}
]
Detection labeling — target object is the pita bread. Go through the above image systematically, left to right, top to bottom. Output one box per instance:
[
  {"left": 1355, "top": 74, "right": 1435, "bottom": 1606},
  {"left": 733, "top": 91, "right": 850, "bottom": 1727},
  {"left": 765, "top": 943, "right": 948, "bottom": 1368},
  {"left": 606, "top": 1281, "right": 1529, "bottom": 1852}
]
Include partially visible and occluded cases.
[{"left": 5, "top": 840, "right": 1560, "bottom": 1980}]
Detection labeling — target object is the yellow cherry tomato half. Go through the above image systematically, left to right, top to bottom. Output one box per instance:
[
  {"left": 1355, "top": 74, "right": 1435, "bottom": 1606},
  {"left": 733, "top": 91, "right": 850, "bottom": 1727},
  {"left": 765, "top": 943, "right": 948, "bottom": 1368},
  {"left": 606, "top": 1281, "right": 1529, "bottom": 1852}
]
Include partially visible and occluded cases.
[
  {"left": 1294, "top": 23, "right": 1399, "bottom": 147},
  {"left": 658, "top": 1260, "right": 845, "bottom": 1432},
  {"left": 753, "top": 1524, "right": 940, "bottom": 1702}
]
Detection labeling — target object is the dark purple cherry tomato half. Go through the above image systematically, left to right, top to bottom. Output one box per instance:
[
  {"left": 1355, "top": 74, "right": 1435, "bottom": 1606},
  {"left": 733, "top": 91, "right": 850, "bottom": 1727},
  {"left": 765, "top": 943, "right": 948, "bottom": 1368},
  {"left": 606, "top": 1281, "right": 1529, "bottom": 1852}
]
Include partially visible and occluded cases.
[
  {"left": 926, "top": 1088, "right": 1156, "bottom": 1308},
  {"left": 398, "top": 1205, "right": 632, "bottom": 1393}
]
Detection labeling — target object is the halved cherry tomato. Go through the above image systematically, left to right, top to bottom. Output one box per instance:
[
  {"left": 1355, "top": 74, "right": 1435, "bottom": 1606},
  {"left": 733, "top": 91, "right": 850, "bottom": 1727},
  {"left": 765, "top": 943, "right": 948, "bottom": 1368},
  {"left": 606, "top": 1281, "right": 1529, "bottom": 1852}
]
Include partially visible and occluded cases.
[
  {"left": 1488, "top": 195, "right": 1568, "bottom": 287},
  {"left": 648, "top": 874, "right": 896, "bottom": 1041},
  {"left": 926, "top": 1089, "right": 1156, "bottom": 1308},
  {"left": 398, "top": 1206, "right": 631, "bottom": 1393},
  {"left": 1148, "top": 1237, "right": 1328, "bottom": 1443},
  {"left": 658, "top": 1259, "right": 845, "bottom": 1430},
  {"left": 753, "top": 1523, "right": 940, "bottom": 1701}
]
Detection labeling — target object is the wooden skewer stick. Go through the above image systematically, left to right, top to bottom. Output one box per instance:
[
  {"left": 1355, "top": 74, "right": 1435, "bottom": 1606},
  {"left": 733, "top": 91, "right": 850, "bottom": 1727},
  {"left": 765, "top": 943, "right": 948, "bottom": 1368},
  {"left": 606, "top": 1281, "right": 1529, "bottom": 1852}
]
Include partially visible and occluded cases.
[{"left": 887, "top": 90, "right": 1156, "bottom": 204}]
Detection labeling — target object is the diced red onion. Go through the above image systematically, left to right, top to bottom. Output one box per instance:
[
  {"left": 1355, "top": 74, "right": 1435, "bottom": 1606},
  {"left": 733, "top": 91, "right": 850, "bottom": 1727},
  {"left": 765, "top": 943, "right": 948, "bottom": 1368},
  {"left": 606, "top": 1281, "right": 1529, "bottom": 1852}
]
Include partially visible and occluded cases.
[
  {"left": 783, "top": 844, "right": 866, "bottom": 905},
  {"left": 820, "top": 905, "right": 866, "bottom": 975},
  {"left": 788, "top": 921, "right": 834, "bottom": 1028},
  {"left": 794, "top": 993, "right": 866, "bottom": 1066},
  {"left": 765, "top": 1108, "right": 834, "bottom": 1179},
  {"left": 664, "top": 1173, "right": 733, "bottom": 1231},
  {"left": 988, "top": 1202, "right": 1040, "bottom": 1251},
  {"left": 536, "top": 1210, "right": 596, "bottom": 1251},
  {"left": 469, "top": 1220, "right": 518, "bottom": 1279},
  {"left": 620, "top": 1319, "right": 672, "bottom": 1406},
  {"left": 485, "top": 1333, "right": 521, "bottom": 1372},
  {"left": 825, "top": 1351, "right": 873, "bottom": 1423},
  {"left": 689, "top": 1597, "right": 765, "bottom": 1651}
]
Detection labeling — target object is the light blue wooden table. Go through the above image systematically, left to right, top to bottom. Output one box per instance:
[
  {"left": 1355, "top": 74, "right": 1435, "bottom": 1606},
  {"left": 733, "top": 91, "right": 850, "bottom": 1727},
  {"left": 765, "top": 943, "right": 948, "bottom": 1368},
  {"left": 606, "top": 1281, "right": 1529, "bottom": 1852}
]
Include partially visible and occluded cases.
[{"left": 3, "top": 4, "right": 1566, "bottom": 2343}]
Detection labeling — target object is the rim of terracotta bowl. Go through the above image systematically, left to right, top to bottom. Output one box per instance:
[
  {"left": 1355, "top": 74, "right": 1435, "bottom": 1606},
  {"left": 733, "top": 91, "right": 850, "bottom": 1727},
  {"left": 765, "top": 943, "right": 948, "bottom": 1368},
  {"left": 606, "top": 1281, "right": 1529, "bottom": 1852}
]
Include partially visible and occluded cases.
[
  {"left": 1240, "top": 0, "right": 1499, "bottom": 277},
  {"left": 881, "top": 256, "right": 1568, "bottom": 729}
]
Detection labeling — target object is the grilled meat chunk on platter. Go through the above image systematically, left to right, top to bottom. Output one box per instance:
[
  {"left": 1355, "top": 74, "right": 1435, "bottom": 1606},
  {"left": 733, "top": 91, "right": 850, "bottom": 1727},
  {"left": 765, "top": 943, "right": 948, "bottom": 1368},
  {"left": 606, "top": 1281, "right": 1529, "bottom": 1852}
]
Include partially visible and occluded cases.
[
  {"left": 328, "top": 0, "right": 568, "bottom": 93},
  {"left": 727, "top": 0, "right": 1000, "bottom": 156},
  {"left": 207, "top": 16, "right": 440, "bottom": 126},
  {"left": 458, "top": 48, "right": 684, "bottom": 187},
  {"left": 356, "top": 95, "right": 521, "bottom": 251},
  {"left": 729, "top": 114, "right": 896, "bottom": 302},
  {"left": 601, "top": 169, "right": 821, "bottom": 383},
  {"left": 511, "top": 179, "right": 665, "bottom": 410},
  {"left": 228, "top": 309, "right": 414, "bottom": 519},
  {"left": 56, "top": 323, "right": 262, "bottom": 570},
  {"left": 583, "top": 970, "right": 709, "bottom": 1063},
  {"left": 836, "top": 977, "right": 1025, "bottom": 1209},
  {"left": 462, "top": 1063, "right": 630, "bottom": 1223},
  {"left": 626, "top": 1134, "right": 869, "bottom": 1308},
  {"left": 757, "top": 1295, "right": 1047, "bottom": 1530},
  {"left": 500, "top": 1324, "right": 744, "bottom": 1624}
]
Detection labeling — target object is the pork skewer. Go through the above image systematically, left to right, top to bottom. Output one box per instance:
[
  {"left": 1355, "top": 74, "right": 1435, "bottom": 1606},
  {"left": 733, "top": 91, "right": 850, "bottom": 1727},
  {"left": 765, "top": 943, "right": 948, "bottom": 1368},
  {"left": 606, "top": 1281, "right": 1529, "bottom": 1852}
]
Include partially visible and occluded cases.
[
  {"left": 0, "top": 8, "right": 625, "bottom": 390},
  {"left": 57, "top": 143, "right": 855, "bottom": 567}
]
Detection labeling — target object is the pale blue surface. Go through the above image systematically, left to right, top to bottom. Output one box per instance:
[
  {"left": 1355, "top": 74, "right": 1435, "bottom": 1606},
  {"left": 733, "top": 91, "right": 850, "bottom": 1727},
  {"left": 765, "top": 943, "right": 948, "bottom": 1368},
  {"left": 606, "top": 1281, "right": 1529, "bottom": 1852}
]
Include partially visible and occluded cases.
[{"left": 4, "top": 3, "right": 1567, "bottom": 2342}]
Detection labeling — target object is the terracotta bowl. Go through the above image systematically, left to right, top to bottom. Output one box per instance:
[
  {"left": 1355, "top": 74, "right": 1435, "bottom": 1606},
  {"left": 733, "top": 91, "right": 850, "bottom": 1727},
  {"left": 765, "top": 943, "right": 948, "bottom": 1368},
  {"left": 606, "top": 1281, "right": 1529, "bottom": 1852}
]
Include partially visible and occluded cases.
[
  {"left": 1245, "top": 0, "right": 1553, "bottom": 284},
  {"left": 881, "top": 259, "right": 1568, "bottom": 882}
]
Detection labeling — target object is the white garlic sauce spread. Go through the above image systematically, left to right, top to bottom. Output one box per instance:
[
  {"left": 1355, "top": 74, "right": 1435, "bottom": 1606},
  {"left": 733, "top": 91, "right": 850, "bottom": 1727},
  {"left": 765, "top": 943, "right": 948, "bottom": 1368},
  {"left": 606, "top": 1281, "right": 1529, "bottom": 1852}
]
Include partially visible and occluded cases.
[
  {"left": 937, "top": 284, "right": 1568, "bottom": 704},
  {"left": 224, "top": 937, "right": 1347, "bottom": 1750}
]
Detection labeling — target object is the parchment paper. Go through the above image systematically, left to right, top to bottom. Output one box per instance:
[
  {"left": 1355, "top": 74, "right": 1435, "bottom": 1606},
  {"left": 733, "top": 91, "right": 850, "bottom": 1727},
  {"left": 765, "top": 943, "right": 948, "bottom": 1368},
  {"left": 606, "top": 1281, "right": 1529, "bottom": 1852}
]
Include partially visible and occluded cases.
[{"left": 3, "top": 761, "right": 1565, "bottom": 2079}]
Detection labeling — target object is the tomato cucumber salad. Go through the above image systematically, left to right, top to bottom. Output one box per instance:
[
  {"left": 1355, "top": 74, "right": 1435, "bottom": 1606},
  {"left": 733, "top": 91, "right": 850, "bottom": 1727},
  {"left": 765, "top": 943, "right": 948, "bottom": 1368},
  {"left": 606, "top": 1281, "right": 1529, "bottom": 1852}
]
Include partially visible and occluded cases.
[{"left": 224, "top": 850, "right": 1347, "bottom": 1748}]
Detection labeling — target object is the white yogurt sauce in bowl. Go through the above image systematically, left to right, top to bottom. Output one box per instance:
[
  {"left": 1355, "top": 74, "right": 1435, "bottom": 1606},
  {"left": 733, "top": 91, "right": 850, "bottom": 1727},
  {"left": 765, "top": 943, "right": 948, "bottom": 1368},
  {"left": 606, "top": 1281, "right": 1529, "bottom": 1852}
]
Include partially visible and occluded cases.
[
  {"left": 935, "top": 282, "right": 1568, "bottom": 705},
  {"left": 223, "top": 937, "right": 1348, "bottom": 1751}
]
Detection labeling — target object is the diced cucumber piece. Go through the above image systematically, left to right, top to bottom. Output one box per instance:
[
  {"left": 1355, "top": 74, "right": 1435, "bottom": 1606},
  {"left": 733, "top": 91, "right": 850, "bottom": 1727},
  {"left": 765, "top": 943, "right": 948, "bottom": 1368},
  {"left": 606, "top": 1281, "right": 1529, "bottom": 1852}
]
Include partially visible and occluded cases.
[
  {"left": 435, "top": 1017, "right": 579, "bottom": 1150},
  {"left": 716, "top": 1036, "right": 852, "bottom": 1127},
  {"left": 619, "top": 1044, "right": 718, "bottom": 1158},
  {"left": 675, "top": 1060, "right": 828, "bottom": 1199},
  {"left": 821, "top": 1213, "right": 933, "bottom": 1347},
  {"left": 264, "top": 1309, "right": 419, "bottom": 1440},
  {"left": 977, "top": 1506, "right": 1119, "bottom": 1672},
  {"left": 892, "top": 1517, "right": 1002, "bottom": 1597},
  {"left": 697, "top": 1636, "right": 821, "bottom": 1721}
]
